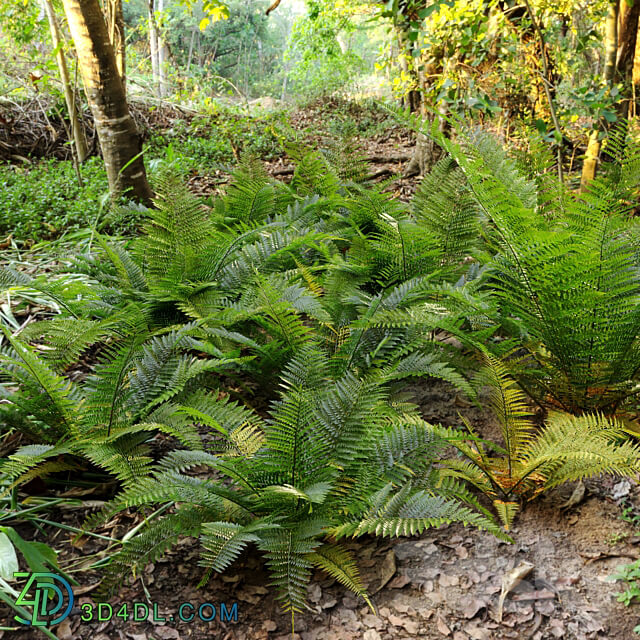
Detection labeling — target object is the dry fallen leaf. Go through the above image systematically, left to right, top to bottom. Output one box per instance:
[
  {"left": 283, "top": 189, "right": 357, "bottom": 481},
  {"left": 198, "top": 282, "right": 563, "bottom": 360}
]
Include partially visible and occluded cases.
[
  {"left": 559, "top": 481, "right": 586, "bottom": 510},
  {"left": 455, "top": 546, "right": 469, "bottom": 559},
  {"left": 497, "top": 561, "right": 535, "bottom": 622},
  {"left": 439, "top": 573, "right": 460, "bottom": 587},
  {"left": 388, "top": 574, "right": 411, "bottom": 589},
  {"left": 72, "top": 581, "right": 102, "bottom": 596},
  {"left": 308, "top": 582, "right": 322, "bottom": 603},
  {"left": 512, "top": 589, "right": 556, "bottom": 601},
  {"left": 462, "top": 597, "right": 487, "bottom": 619},
  {"left": 388, "top": 613, "right": 405, "bottom": 627},
  {"left": 436, "top": 615, "right": 451, "bottom": 636},
  {"left": 548, "top": 618, "right": 565, "bottom": 638},
  {"left": 54, "top": 619, "right": 73, "bottom": 640},
  {"left": 153, "top": 627, "right": 180, "bottom": 640}
]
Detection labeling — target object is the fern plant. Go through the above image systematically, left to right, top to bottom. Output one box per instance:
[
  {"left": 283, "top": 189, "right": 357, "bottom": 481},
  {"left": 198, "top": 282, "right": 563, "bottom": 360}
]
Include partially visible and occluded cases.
[
  {"left": 435, "top": 124, "right": 640, "bottom": 415},
  {"left": 0, "top": 320, "right": 242, "bottom": 492},
  {"left": 88, "top": 346, "right": 505, "bottom": 616},
  {"left": 438, "top": 354, "right": 640, "bottom": 530}
]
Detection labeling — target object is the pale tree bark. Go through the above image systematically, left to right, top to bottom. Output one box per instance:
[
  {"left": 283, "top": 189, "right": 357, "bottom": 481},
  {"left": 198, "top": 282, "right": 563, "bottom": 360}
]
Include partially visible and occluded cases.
[
  {"left": 41, "top": 0, "right": 89, "bottom": 162},
  {"left": 62, "top": 0, "right": 153, "bottom": 203},
  {"left": 104, "top": 0, "right": 126, "bottom": 91},
  {"left": 148, "top": 0, "right": 160, "bottom": 95},
  {"left": 157, "top": 0, "right": 170, "bottom": 97},
  {"left": 581, "top": 0, "right": 619, "bottom": 189},
  {"left": 633, "top": 21, "right": 640, "bottom": 117},
  {"left": 186, "top": 25, "right": 197, "bottom": 73}
]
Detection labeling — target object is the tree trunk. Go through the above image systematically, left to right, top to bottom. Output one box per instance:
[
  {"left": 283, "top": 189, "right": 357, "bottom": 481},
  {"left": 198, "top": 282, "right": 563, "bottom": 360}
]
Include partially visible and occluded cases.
[
  {"left": 41, "top": 0, "right": 89, "bottom": 162},
  {"left": 62, "top": 0, "right": 153, "bottom": 203},
  {"left": 104, "top": 0, "right": 126, "bottom": 91},
  {"left": 148, "top": 0, "right": 160, "bottom": 95},
  {"left": 157, "top": 0, "right": 169, "bottom": 98},
  {"left": 523, "top": 0, "right": 564, "bottom": 184},
  {"left": 581, "top": 0, "right": 619, "bottom": 189},
  {"left": 617, "top": 0, "right": 640, "bottom": 117},
  {"left": 633, "top": 21, "right": 640, "bottom": 118},
  {"left": 186, "top": 25, "right": 196, "bottom": 73},
  {"left": 404, "top": 58, "right": 444, "bottom": 176}
]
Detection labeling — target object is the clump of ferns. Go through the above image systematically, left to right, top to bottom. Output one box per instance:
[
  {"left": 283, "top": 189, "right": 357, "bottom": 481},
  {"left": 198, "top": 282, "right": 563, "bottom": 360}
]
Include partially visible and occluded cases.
[
  {"left": 438, "top": 122, "right": 640, "bottom": 417},
  {"left": 0, "top": 317, "right": 244, "bottom": 494},
  {"left": 85, "top": 346, "right": 506, "bottom": 619},
  {"left": 437, "top": 353, "right": 640, "bottom": 530}
]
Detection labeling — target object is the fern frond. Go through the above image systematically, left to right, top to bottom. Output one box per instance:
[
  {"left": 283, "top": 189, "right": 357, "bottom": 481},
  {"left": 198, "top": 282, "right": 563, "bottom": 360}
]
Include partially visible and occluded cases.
[{"left": 308, "top": 543, "right": 373, "bottom": 610}]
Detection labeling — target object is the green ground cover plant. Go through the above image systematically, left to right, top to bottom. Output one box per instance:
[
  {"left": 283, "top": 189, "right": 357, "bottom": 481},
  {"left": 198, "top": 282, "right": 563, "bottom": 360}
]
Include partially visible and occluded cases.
[{"left": 0, "top": 157, "right": 109, "bottom": 242}]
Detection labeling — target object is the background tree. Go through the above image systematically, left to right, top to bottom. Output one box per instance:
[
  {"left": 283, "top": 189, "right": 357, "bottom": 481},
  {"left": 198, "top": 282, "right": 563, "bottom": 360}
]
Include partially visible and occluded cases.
[{"left": 41, "top": 0, "right": 89, "bottom": 162}]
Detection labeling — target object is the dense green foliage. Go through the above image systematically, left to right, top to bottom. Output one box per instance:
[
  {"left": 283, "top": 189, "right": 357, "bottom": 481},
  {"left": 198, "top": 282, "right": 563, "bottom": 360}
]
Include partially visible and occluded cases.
[
  {"left": 3, "top": 0, "right": 640, "bottom": 627},
  {"left": 3, "top": 114, "right": 640, "bottom": 620},
  {"left": 436, "top": 122, "right": 640, "bottom": 414},
  {"left": 0, "top": 158, "right": 109, "bottom": 241},
  {"left": 87, "top": 347, "right": 503, "bottom": 611}
]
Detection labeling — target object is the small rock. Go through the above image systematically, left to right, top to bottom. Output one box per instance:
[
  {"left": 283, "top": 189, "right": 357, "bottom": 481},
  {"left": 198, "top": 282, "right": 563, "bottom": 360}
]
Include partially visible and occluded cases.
[
  {"left": 263, "top": 620, "right": 278, "bottom": 632},
  {"left": 363, "top": 631, "right": 381, "bottom": 640}
]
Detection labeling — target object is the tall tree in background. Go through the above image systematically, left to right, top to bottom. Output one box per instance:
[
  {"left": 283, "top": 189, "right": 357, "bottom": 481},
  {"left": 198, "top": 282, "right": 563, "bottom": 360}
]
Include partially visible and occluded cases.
[
  {"left": 41, "top": 0, "right": 89, "bottom": 161},
  {"left": 62, "top": 0, "right": 153, "bottom": 203},
  {"left": 148, "top": 0, "right": 170, "bottom": 97},
  {"left": 148, "top": 0, "right": 160, "bottom": 91},
  {"left": 581, "top": 0, "right": 619, "bottom": 188},
  {"left": 616, "top": 0, "right": 640, "bottom": 117}
]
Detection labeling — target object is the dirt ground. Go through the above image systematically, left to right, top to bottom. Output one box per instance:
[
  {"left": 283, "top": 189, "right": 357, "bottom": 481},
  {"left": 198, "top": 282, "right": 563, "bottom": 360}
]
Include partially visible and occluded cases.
[{"left": 3, "top": 380, "right": 640, "bottom": 640}]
